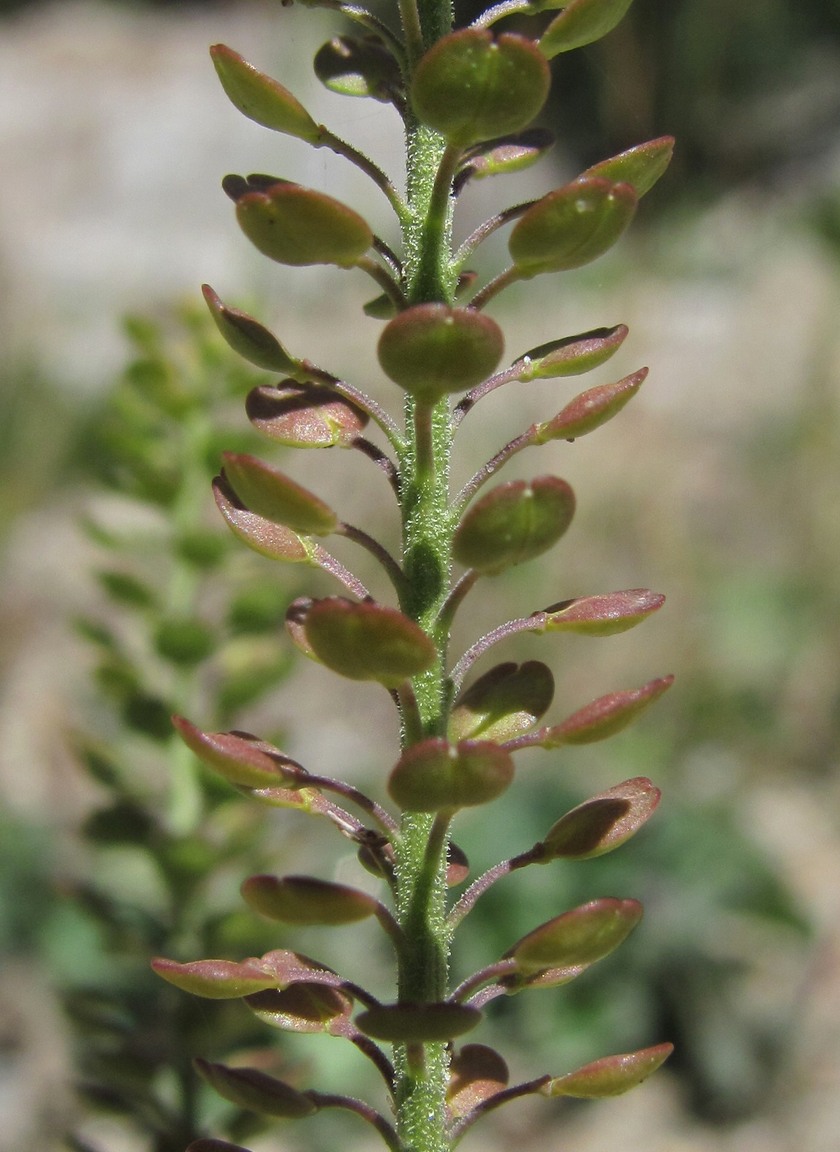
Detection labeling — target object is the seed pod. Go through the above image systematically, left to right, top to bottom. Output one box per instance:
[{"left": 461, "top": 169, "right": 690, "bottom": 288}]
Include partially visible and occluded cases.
[
  {"left": 540, "top": 0, "right": 635, "bottom": 59},
  {"left": 412, "top": 30, "right": 550, "bottom": 147},
  {"left": 314, "top": 35, "right": 401, "bottom": 102},
  {"left": 210, "top": 44, "right": 321, "bottom": 141},
  {"left": 581, "top": 136, "right": 675, "bottom": 198},
  {"left": 509, "top": 178, "right": 637, "bottom": 276},
  {"left": 234, "top": 181, "right": 372, "bottom": 268},
  {"left": 202, "top": 285, "right": 302, "bottom": 374},
  {"left": 378, "top": 303, "right": 503, "bottom": 404},
  {"left": 515, "top": 324, "right": 628, "bottom": 381},
  {"left": 534, "top": 369, "right": 646, "bottom": 441},
  {"left": 246, "top": 382, "right": 369, "bottom": 449},
  {"left": 222, "top": 453, "right": 337, "bottom": 536},
  {"left": 213, "top": 475, "right": 311, "bottom": 563},
  {"left": 454, "top": 477, "right": 575, "bottom": 574},
  {"left": 533, "top": 589, "right": 665, "bottom": 636},
  {"left": 303, "top": 597, "right": 436, "bottom": 688},
  {"left": 449, "top": 661, "right": 554, "bottom": 742},
  {"left": 536, "top": 676, "right": 674, "bottom": 746},
  {"left": 172, "top": 716, "right": 305, "bottom": 789},
  {"left": 388, "top": 738, "right": 514, "bottom": 812},
  {"left": 540, "top": 777, "right": 661, "bottom": 860},
  {"left": 241, "top": 874, "right": 380, "bottom": 925},
  {"left": 507, "top": 898, "right": 642, "bottom": 975},
  {"left": 151, "top": 957, "right": 278, "bottom": 1000},
  {"left": 245, "top": 983, "right": 353, "bottom": 1033},
  {"left": 356, "top": 1002, "right": 482, "bottom": 1042},
  {"left": 542, "top": 1043, "right": 674, "bottom": 1098},
  {"left": 447, "top": 1044, "right": 510, "bottom": 1118},
  {"left": 194, "top": 1059, "right": 317, "bottom": 1119}
]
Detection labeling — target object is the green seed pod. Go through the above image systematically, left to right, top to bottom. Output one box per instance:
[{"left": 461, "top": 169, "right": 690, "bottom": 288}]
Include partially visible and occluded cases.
[
  {"left": 540, "top": 0, "right": 635, "bottom": 59},
  {"left": 412, "top": 30, "right": 551, "bottom": 147},
  {"left": 314, "top": 35, "right": 402, "bottom": 102},
  {"left": 210, "top": 44, "right": 321, "bottom": 141},
  {"left": 458, "top": 129, "right": 555, "bottom": 188},
  {"left": 581, "top": 136, "right": 675, "bottom": 198},
  {"left": 509, "top": 178, "right": 637, "bottom": 276},
  {"left": 234, "top": 181, "right": 372, "bottom": 268},
  {"left": 202, "top": 285, "right": 303, "bottom": 375},
  {"left": 378, "top": 304, "right": 504, "bottom": 404},
  {"left": 514, "top": 324, "right": 628, "bottom": 382},
  {"left": 534, "top": 368, "right": 647, "bottom": 441},
  {"left": 246, "top": 383, "right": 369, "bottom": 449},
  {"left": 222, "top": 453, "right": 337, "bottom": 536},
  {"left": 213, "top": 476, "right": 312, "bottom": 563},
  {"left": 454, "top": 476, "right": 575, "bottom": 574},
  {"left": 534, "top": 588, "right": 665, "bottom": 635},
  {"left": 303, "top": 597, "right": 436, "bottom": 688},
  {"left": 449, "top": 661, "right": 554, "bottom": 742},
  {"left": 539, "top": 675, "right": 674, "bottom": 746},
  {"left": 172, "top": 716, "right": 305, "bottom": 789},
  {"left": 388, "top": 738, "right": 514, "bottom": 812},
  {"left": 540, "top": 777, "right": 661, "bottom": 860},
  {"left": 241, "top": 874, "right": 380, "bottom": 925},
  {"left": 507, "top": 898, "right": 643, "bottom": 974},
  {"left": 257, "top": 948, "right": 342, "bottom": 988},
  {"left": 151, "top": 957, "right": 278, "bottom": 1000},
  {"left": 245, "top": 984, "right": 353, "bottom": 1033},
  {"left": 356, "top": 1002, "right": 482, "bottom": 1042},
  {"left": 542, "top": 1043, "right": 674, "bottom": 1098},
  {"left": 447, "top": 1044, "right": 510, "bottom": 1118},
  {"left": 194, "top": 1059, "right": 317, "bottom": 1118}
]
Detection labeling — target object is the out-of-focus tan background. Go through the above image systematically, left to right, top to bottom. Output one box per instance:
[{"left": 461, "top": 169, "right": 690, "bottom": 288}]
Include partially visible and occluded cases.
[{"left": 2, "top": 2, "right": 840, "bottom": 1151}]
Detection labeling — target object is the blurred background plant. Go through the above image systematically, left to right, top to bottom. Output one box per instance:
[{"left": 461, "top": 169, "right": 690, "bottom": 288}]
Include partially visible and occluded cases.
[{"left": 1, "top": 1, "right": 840, "bottom": 1151}]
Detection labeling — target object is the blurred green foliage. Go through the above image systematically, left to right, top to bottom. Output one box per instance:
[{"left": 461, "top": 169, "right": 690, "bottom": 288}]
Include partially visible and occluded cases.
[{"left": 57, "top": 304, "right": 313, "bottom": 1151}]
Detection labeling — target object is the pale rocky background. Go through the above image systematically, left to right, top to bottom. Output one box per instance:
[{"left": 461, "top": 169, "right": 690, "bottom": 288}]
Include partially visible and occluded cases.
[{"left": 2, "top": 3, "right": 840, "bottom": 1152}]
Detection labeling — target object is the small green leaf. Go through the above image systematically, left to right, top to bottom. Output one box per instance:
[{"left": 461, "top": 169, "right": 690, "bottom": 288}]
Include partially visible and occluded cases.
[
  {"left": 540, "top": 0, "right": 635, "bottom": 59},
  {"left": 412, "top": 30, "right": 550, "bottom": 147},
  {"left": 314, "top": 35, "right": 402, "bottom": 102},
  {"left": 210, "top": 44, "right": 321, "bottom": 141},
  {"left": 581, "top": 136, "right": 675, "bottom": 198},
  {"left": 509, "top": 178, "right": 637, "bottom": 276},
  {"left": 234, "top": 181, "right": 372, "bottom": 268},
  {"left": 202, "top": 285, "right": 303, "bottom": 374},
  {"left": 378, "top": 304, "right": 504, "bottom": 404},
  {"left": 514, "top": 324, "right": 628, "bottom": 381},
  {"left": 534, "top": 368, "right": 647, "bottom": 441},
  {"left": 246, "top": 382, "right": 369, "bottom": 448},
  {"left": 222, "top": 453, "right": 338, "bottom": 536},
  {"left": 213, "top": 475, "right": 312, "bottom": 563},
  {"left": 454, "top": 476, "right": 575, "bottom": 574},
  {"left": 533, "top": 588, "right": 665, "bottom": 636},
  {"left": 303, "top": 597, "right": 436, "bottom": 688},
  {"left": 153, "top": 617, "right": 215, "bottom": 666},
  {"left": 449, "top": 661, "right": 554, "bottom": 741},
  {"left": 539, "top": 675, "right": 674, "bottom": 746},
  {"left": 172, "top": 716, "right": 305, "bottom": 789},
  {"left": 388, "top": 738, "right": 514, "bottom": 812},
  {"left": 540, "top": 777, "right": 661, "bottom": 860},
  {"left": 241, "top": 874, "right": 380, "bottom": 925},
  {"left": 507, "top": 898, "right": 642, "bottom": 975},
  {"left": 151, "top": 957, "right": 278, "bottom": 1000},
  {"left": 246, "top": 983, "right": 353, "bottom": 1033},
  {"left": 356, "top": 1002, "right": 482, "bottom": 1042},
  {"left": 542, "top": 1043, "right": 673, "bottom": 1097},
  {"left": 447, "top": 1044, "right": 510, "bottom": 1118},
  {"left": 194, "top": 1058, "right": 317, "bottom": 1118}
]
